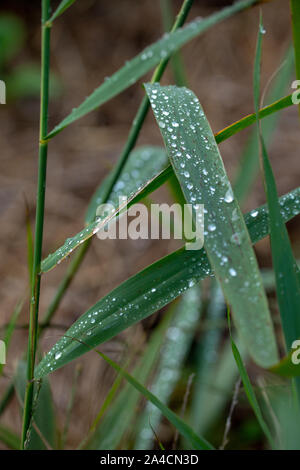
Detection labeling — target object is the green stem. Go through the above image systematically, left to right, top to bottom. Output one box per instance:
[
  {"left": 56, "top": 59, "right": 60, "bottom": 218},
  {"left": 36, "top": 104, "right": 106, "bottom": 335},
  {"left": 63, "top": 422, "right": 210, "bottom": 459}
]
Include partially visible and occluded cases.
[
  {"left": 21, "top": 0, "right": 51, "bottom": 449},
  {"left": 41, "top": 0, "right": 194, "bottom": 326},
  {"left": 290, "top": 0, "right": 300, "bottom": 117}
]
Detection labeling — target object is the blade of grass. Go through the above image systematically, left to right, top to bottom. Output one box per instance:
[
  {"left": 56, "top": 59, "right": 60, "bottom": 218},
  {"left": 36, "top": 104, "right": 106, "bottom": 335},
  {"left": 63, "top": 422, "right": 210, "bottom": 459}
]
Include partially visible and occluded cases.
[
  {"left": 21, "top": 0, "right": 51, "bottom": 448},
  {"left": 45, "top": 0, "right": 260, "bottom": 140},
  {"left": 254, "top": 14, "right": 300, "bottom": 356},
  {"left": 146, "top": 83, "right": 278, "bottom": 368},
  {"left": 35, "top": 185, "right": 300, "bottom": 378},
  {"left": 135, "top": 285, "right": 203, "bottom": 449},
  {"left": 227, "top": 308, "right": 275, "bottom": 448},
  {"left": 96, "top": 350, "right": 214, "bottom": 450},
  {"left": 16, "top": 360, "right": 56, "bottom": 450},
  {"left": 0, "top": 424, "right": 20, "bottom": 450}
]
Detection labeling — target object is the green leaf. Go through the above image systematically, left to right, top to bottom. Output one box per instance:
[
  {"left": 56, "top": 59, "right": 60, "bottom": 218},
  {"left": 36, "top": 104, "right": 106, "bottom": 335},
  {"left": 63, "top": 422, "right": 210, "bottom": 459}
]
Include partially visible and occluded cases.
[
  {"left": 45, "top": 0, "right": 258, "bottom": 140},
  {"left": 47, "top": 0, "right": 77, "bottom": 24},
  {"left": 290, "top": 0, "right": 300, "bottom": 115},
  {"left": 254, "top": 15, "right": 300, "bottom": 351},
  {"left": 146, "top": 83, "right": 277, "bottom": 368},
  {"left": 42, "top": 90, "right": 295, "bottom": 274},
  {"left": 41, "top": 146, "right": 169, "bottom": 272},
  {"left": 85, "top": 146, "right": 167, "bottom": 224},
  {"left": 35, "top": 185, "right": 300, "bottom": 378},
  {"left": 87, "top": 307, "right": 175, "bottom": 450},
  {"left": 227, "top": 310, "right": 275, "bottom": 448},
  {"left": 270, "top": 344, "right": 300, "bottom": 378},
  {"left": 96, "top": 351, "right": 214, "bottom": 450},
  {"left": 14, "top": 360, "right": 56, "bottom": 450}
]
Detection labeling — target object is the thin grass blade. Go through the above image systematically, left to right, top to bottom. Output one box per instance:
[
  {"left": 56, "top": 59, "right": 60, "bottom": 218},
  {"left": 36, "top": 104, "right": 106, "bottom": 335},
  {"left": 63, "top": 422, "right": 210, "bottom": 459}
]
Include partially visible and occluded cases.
[
  {"left": 45, "top": 0, "right": 259, "bottom": 139},
  {"left": 47, "top": 0, "right": 77, "bottom": 24},
  {"left": 254, "top": 15, "right": 300, "bottom": 352},
  {"left": 96, "top": 351, "right": 214, "bottom": 450}
]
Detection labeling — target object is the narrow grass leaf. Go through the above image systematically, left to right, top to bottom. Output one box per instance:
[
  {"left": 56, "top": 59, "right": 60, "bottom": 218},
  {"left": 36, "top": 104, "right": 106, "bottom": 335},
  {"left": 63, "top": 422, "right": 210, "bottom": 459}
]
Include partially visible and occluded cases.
[
  {"left": 45, "top": 0, "right": 258, "bottom": 139},
  {"left": 47, "top": 0, "right": 77, "bottom": 24},
  {"left": 254, "top": 15, "right": 300, "bottom": 351},
  {"left": 146, "top": 83, "right": 277, "bottom": 368},
  {"left": 35, "top": 186, "right": 300, "bottom": 378},
  {"left": 135, "top": 285, "right": 202, "bottom": 449},
  {"left": 227, "top": 310, "right": 275, "bottom": 448},
  {"left": 96, "top": 351, "right": 214, "bottom": 450},
  {"left": 15, "top": 360, "right": 56, "bottom": 450}
]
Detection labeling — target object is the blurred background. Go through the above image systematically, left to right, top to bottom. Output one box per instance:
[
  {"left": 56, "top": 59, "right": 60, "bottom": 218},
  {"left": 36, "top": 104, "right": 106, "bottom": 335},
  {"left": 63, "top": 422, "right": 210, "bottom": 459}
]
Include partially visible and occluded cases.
[{"left": 0, "top": 0, "right": 299, "bottom": 449}]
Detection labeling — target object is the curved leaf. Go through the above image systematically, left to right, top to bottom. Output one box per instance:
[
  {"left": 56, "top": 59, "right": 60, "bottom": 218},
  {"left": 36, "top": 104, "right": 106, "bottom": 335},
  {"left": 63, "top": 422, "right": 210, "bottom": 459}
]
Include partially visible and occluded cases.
[{"left": 146, "top": 83, "right": 277, "bottom": 368}]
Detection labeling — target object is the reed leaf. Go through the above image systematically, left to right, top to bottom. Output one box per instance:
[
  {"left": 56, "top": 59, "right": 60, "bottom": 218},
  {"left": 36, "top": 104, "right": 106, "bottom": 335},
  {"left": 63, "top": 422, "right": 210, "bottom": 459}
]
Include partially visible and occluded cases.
[{"left": 146, "top": 83, "right": 277, "bottom": 368}]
